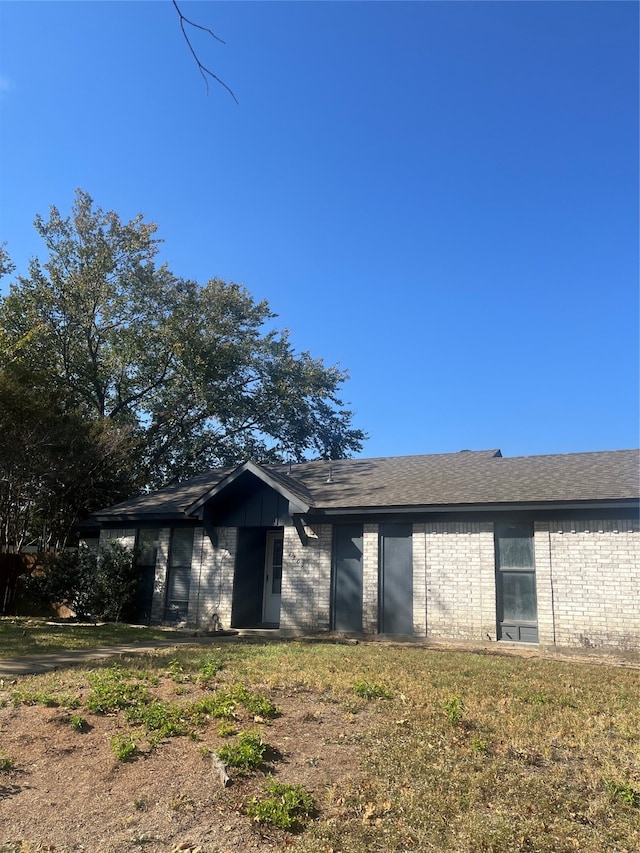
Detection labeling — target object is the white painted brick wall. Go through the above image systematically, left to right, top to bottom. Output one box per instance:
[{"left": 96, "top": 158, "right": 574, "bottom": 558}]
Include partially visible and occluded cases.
[
  {"left": 101, "top": 515, "right": 639, "bottom": 651},
  {"left": 541, "top": 519, "right": 640, "bottom": 650},
  {"left": 422, "top": 522, "right": 496, "bottom": 641},
  {"left": 280, "top": 523, "right": 332, "bottom": 631},
  {"left": 412, "top": 523, "right": 427, "bottom": 636},
  {"left": 362, "top": 524, "right": 379, "bottom": 633},
  {"left": 188, "top": 526, "right": 236, "bottom": 630},
  {"left": 99, "top": 528, "right": 136, "bottom": 550}
]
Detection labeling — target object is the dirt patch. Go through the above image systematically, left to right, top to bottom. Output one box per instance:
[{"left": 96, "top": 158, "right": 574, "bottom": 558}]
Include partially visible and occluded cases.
[{"left": 0, "top": 679, "right": 374, "bottom": 852}]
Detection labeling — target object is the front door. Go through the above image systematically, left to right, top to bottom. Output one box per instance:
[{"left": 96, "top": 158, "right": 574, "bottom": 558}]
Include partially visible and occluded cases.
[{"left": 262, "top": 530, "right": 283, "bottom": 624}]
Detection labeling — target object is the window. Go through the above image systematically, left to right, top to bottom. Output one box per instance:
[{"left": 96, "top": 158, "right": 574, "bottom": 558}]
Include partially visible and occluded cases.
[
  {"left": 495, "top": 523, "right": 538, "bottom": 642},
  {"left": 164, "top": 528, "right": 194, "bottom": 622}
]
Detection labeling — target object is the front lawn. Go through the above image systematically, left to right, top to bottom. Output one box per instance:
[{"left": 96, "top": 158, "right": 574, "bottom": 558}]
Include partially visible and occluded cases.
[
  {"left": 0, "top": 617, "right": 173, "bottom": 658},
  {"left": 0, "top": 640, "right": 638, "bottom": 852}
]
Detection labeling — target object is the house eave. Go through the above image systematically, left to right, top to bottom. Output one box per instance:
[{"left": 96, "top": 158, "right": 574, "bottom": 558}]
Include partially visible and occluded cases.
[
  {"left": 305, "top": 498, "right": 639, "bottom": 520},
  {"left": 91, "top": 513, "right": 197, "bottom": 527}
]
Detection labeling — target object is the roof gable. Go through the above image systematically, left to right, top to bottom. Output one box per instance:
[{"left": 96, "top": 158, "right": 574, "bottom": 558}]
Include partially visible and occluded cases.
[{"left": 185, "top": 461, "right": 312, "bottom": 517}]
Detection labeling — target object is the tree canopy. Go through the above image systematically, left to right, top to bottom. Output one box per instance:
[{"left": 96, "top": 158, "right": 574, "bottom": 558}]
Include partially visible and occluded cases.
[{"left": 0, "top": 190, "right": 365, "bottom": 547}]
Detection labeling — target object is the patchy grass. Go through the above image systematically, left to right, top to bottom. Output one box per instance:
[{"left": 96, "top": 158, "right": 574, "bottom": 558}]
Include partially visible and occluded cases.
[
  {"left": 0, "top": 617, "right": 172, "bottom": 658},
  {"left": 0, "top": 640, "right": 638, "bottom": 852},
  {"left": 353, "top": 678, "right": 393, "bottom": 700},
  {"left": 248, "top": 780, "right": 316, "bottom": 831}
]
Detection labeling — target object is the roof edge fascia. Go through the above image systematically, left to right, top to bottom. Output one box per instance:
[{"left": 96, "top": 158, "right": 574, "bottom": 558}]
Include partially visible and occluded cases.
[{"left": 306, "top": 498, "right": 639, "bottom": 518}]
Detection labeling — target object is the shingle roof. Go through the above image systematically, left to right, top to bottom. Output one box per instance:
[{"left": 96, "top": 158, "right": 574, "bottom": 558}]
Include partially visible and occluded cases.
[
  {"left": 93, "top": 448, "right": 639, "bottom": 521},
  {"left": 283, "top": 449, "right": 639, "bottom": 509}
]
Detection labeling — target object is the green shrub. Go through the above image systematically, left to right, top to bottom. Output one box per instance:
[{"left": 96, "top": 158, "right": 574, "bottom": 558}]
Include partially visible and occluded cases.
[
  {"left": 91, "top": 541, "right": 139, "bottom": 622},
  {"left": 25, "top": 542, "right": 137, "bottom": 622},
  {"left": 25, "top": 548, "right": 96, "bottom": 619},
  {"left": 216, "top": 730, "right": 267, "bottom": 771},
  {"left": 110, "top": 733, "right": 138, "bottom": 762},
  {"left": 247, "top": 780, "right": 316, "bottom": 831}
]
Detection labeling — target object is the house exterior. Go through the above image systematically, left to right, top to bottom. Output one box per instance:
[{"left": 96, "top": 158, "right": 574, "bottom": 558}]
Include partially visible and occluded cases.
[{"left": 88, "top": 449, "right": 640, "bottom": 652}]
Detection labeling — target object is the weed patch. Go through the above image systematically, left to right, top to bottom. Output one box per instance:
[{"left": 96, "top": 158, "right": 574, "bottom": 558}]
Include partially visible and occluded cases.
[
  {"left": 86, "top": 665, "right": 151, "bottom": 713},
  {"left": 353, "top": 679, "right": 393, "bottom": 700},
  {"left": 232, "top": 683, "right": 279, "bottom": 718},
  {"left": 443, "top": 694, "right": 465, "bottom": 725},
  {"left": 124, "top": 699, "right": 188, "bottom": 739},
  {"left": 69, "top": 714, "right": 89, "bottom": 732},
  {"left": 216, "top": 730, "right": 267, "bottom": 772},
  {"left": 110, "top": 733, "right": 139, "bottom": 762},
  {"left": 0, "top": 752, "right": 14, "bottom": 771},
  {"left": 605, "top": 779, "right": 640, "bottom": 808},
  {"left": 248, "top": 780, "right": 316, "bottom": 831}
]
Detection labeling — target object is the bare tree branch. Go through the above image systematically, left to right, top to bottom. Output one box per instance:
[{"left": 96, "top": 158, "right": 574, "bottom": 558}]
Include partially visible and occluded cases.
[{"left": 172, "top": 0, "right": 238, "bottom": 103}]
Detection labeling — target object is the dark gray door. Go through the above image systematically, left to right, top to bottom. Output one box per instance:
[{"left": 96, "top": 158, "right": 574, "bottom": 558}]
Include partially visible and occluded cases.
[
  {"left": 379, "top": 523, "right": 413, "bottom": 634},
  {"left": 495, "top": 523, "right": 538, "bottom": 642},
  {"left": 332, "top": 524, "right": 363, "bottom": 632},
  {"left": 232, "top": 528, "right": 267, "bottom": 627}
]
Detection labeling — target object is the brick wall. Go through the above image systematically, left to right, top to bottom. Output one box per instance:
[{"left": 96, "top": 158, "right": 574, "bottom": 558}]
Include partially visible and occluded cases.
[
  {"left": 100, "top": 516, "right": 639, "bottom": 650},
  {"left": 536, "top": 519, "right": 640, "bottom": 650},
  {"left": 421, "top": 522, "right": 497, "bottom": 641},
  {"left": 280, "top": 523, "right": 332, "bottom": 632},
  {"left": 362, "top": 524, "right": 379, "bottom": 633},
  {"left": 412, "top": 524, "right": 427, "bottom": 636},
  {"left": 186, "top": 526, "right": 237, "bottom": 630},
  {"left": 99, "top": 528, "right": 136, "bottom": 550}
]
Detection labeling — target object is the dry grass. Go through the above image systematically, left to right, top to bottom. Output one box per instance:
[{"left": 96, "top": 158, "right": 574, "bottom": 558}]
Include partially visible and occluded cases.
[
  {"left": 0, "top": 616, "right": 171, "bottom": 658},
  {"left": 1, "top": 639, "right": 638, "bottom": 852}
]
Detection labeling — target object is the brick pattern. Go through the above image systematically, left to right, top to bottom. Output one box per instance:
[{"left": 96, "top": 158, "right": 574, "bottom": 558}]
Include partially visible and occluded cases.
[
  {"left": 101, "top": 516, "right": 639, "bottom": 650},
  {"left": 539, "top": 519, "right": 640, "bottom": 650},
  {"left": 422, "top": 522, "right": 496, "bottom": 641},
  {"left": 280, "top": 523, "right": 332, "bottom": 632},
  {"left": 412, "top": 524, "right": 427, "bottom": 636},
  {"left": 362, "top": 525, "right": 379, "bottom": 633},
  {"left": 186, "top": 527, "right": 237, "bottom": 630},
  {"left": 99, "top": 528, "right": 136, "bottom": 549},
  {"left": 151, "top": 528, "right": 171, "bottom": 622}
]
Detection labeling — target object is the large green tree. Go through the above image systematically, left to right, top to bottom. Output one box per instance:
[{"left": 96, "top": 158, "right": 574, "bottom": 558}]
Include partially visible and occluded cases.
[
  {"left": 1, "top": 190, "right": 365, "bottom": 493},
  {"left": 0, "top": 365, "right": 137, "bottom": 551}
]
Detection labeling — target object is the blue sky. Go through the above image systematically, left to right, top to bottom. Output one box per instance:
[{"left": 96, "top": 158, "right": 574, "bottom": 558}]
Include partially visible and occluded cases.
[{"left": 1, "top": 1, "right": 638, "bottom": 460}]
